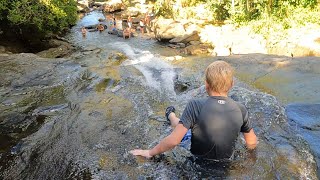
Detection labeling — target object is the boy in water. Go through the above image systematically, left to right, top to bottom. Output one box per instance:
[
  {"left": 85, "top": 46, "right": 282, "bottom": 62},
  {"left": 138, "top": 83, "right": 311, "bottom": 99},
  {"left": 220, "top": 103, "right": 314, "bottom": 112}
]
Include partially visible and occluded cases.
[
  {"left": 97, "top": 24, "right": 104, "bottom": 32},
  {"left": 81, "top": 27, "right": 87, "bottom": 37},
  {"left": 130, "top": 61, "right": 257, "bottom": 160}
]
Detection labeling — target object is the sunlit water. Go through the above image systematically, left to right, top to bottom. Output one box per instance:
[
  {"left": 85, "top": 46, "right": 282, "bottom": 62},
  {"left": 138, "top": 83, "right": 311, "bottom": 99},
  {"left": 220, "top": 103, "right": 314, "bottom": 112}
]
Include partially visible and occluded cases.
[{"left": 0, "top": 11, "right": 319, "bottom": 179}]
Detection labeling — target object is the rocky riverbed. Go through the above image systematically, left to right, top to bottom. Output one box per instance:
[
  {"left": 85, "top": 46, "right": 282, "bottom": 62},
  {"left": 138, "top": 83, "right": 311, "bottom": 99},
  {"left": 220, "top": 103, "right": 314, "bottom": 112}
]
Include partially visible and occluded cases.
[{"left": 1, "top": 11, "right": 320, "bottom": 179}]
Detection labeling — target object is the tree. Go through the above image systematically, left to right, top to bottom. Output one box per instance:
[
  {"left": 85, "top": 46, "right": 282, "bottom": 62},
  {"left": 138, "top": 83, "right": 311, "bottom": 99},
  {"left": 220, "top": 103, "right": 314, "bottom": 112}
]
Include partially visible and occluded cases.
[{"left": 0, "top": 0, "right": 77, "bottom": 39}]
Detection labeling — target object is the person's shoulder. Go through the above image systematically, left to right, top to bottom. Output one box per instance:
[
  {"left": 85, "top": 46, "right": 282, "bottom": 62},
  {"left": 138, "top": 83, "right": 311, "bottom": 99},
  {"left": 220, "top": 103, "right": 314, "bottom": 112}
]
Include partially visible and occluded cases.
[
  {"left": 187, "top": 98, "right": 207, "bottom": 107},
  {"left": 230, "top": 99, "right": 248, "bottom": 117}
]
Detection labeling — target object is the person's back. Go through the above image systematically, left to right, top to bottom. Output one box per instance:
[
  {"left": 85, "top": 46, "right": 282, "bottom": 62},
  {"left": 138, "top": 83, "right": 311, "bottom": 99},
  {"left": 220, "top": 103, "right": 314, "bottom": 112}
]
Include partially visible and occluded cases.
[{"left": 182, "top": 97, "right": 250, "bottom": 159}]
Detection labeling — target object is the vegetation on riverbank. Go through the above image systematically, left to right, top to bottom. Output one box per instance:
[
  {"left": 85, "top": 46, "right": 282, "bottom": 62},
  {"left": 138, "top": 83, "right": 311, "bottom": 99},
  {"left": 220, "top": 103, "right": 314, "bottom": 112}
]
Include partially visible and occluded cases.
[
  {"left": 0, "top": 0, "right": 77, "bottom": 41},
  {"left": 153, "top": 0, "right": 320, "bottom": 35}
]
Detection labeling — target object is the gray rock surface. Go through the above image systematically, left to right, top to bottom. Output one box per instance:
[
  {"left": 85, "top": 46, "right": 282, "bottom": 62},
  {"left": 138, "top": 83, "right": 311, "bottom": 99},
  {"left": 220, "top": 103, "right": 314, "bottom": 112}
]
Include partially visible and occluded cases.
[
  {"left": 36, "top": 40, "right": 75, "bottom": 58},
  {"left": 286, "top": 103, "right": 320, "bottom": 177}
]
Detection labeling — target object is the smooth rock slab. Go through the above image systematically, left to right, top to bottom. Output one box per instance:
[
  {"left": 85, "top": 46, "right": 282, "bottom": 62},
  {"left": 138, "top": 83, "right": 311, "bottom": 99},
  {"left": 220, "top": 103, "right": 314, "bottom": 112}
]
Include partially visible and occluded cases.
[{"left": 286, "top": 103, "right": 320, "bottom": 177}]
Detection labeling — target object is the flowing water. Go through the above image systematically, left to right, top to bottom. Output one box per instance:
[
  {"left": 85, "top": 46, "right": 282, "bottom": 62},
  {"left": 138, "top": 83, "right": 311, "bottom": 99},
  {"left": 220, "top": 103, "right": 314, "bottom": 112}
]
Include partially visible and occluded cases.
[{"left": 0, "top": 11, "right": 319, "bottom": 179}]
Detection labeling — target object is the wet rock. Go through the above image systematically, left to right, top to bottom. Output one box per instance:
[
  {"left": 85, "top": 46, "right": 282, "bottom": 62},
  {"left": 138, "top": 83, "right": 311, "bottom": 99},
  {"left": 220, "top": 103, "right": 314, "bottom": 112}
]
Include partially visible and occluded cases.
[
  {"left": 183, "top": 44, "right": 213, "bottom": 55},
  {"left": 83, "top": 45, "right": 97, "bottom": 51},
  {"left": 107, "top": 51, "right": 127, "bottom": 65},
  {"left": 164, "top": 55, "right": 183, "bottom": 61},
  {"left": 174, "top": 80, "right": 190, "bottom": 93},
  {"left": 286, "top": 103, "right": 320, "bottom": 176},
  {"left": 32, "top": 104, "right": 68, "bottom": 116}
]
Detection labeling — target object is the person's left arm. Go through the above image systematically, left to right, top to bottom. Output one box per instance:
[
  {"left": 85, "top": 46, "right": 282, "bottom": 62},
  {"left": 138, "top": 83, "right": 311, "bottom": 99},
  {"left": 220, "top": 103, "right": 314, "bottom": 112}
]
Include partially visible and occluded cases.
[{"left": 130, "top": 124, "right": 188, "bottom": 158}]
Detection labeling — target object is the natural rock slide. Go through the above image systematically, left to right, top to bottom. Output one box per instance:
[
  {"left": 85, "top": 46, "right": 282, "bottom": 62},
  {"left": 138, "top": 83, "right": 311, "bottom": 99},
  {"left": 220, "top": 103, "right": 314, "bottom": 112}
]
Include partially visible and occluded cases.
[{"left": 1, "top": 11, "right": 320, "bottom": 179}]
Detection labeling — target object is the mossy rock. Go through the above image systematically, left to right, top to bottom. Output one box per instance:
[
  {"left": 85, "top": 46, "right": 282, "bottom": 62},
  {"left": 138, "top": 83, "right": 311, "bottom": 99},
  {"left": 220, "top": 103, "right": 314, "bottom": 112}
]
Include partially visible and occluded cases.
[{"left": 107, "top": 51, "right": 128, "bottom": 66}]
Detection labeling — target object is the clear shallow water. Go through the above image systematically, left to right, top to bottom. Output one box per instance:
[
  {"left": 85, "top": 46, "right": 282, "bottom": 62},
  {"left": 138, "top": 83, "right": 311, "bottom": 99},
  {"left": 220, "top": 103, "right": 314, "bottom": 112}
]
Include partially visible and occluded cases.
[{"left": 0, "top": 11, "right": 319, "bottom": 179}]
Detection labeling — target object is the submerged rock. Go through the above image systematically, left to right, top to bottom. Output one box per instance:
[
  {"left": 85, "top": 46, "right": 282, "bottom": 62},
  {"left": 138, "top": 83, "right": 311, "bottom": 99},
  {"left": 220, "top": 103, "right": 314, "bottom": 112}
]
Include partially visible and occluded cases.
[{"left": 107, "top": 51, "right": 128, "bottom": 65}]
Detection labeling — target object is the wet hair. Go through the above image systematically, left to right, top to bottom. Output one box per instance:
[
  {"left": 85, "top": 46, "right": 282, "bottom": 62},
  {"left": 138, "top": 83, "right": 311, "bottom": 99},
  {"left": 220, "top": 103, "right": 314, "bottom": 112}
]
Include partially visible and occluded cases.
[{"left": 205, "top": 61, "right": 234, "bottom": 93}]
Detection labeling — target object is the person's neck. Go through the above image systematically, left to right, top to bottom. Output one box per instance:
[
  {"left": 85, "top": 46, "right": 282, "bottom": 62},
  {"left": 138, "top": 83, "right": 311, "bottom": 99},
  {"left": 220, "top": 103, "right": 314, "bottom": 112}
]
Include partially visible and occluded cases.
[{"left": 208, "top": 91, "right": 228, "bottom": 97}]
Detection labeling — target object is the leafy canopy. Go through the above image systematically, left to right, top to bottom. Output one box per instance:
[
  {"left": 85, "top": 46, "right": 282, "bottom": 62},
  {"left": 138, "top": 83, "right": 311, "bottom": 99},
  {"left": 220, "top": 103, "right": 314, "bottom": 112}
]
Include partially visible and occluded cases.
[{"left": 0, "top": 0, "right": 77, "bottom": 38}]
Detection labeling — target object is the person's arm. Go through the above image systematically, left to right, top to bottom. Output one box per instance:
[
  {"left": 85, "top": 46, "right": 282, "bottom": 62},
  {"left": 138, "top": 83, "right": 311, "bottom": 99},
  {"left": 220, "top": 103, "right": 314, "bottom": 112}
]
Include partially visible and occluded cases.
[
  {"left": 130, "top": 124, "right": 188, "bottom": 158},
  {"left": 243, "top": 128, "right": 257, "bottom": 150}
]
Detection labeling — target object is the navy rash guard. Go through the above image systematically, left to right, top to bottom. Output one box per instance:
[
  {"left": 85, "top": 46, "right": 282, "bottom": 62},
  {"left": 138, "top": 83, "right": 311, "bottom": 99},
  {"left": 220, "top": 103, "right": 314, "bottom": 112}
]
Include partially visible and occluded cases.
[{"left": 179, "top": 96, "right": 252, "bottom": 160}]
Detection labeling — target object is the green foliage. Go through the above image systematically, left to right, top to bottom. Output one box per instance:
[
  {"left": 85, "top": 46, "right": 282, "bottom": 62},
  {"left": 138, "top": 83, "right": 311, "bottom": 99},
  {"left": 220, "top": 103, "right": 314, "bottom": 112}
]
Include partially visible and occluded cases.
[
  {"left": 0, "top": 0, "right": 77, "bottom": 38},
  {"left": 154, "top": 0, "right": 174, "bottom": 18},
  {"left": 206, "top": 0, "right": 230, "bottom": 21},
  {"left": 0, "top": 1, "right": 9, "bottom": 20},
  {"left": 247, "top": 6, "right": 320, "bottom": 42}
]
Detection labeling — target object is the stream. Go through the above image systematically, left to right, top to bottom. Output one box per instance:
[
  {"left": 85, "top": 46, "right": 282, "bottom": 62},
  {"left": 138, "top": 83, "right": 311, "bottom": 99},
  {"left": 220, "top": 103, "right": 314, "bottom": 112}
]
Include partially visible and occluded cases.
[{"left": 0, "top": 11, "right": 319, "bottom": 179}]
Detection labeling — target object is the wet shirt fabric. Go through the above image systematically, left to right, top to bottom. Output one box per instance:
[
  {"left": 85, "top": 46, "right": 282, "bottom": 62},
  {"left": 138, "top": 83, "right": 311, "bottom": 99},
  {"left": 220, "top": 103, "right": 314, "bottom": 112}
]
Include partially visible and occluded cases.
[{"left": 179, "top": 96, "right": 252, "bottom": 160}]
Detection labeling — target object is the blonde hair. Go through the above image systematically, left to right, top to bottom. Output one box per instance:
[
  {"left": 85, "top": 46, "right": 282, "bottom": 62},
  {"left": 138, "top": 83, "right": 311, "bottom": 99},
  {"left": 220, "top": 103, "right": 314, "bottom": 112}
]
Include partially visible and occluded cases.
[{"left": 205, "top": 61, "right": 234, "bottom": 93}]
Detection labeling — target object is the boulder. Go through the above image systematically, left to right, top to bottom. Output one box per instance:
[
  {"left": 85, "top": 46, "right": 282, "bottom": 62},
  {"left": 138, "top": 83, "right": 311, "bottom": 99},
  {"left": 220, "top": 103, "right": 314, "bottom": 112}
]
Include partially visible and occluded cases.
[
  {"left": 77, "top": 0, "right": 90, "bottom": 12},
  {"left": 103, "top": 0, "right": 125, "bottom": 13},
  {"left": 92, "top": 1, "right": 107, "bottom": 7},
  {"left": 121, "top": 7, "right": 140, "bottom": 17},
  {"left": 153, "top": 19, "right": 186, "bottom": 41},
  {"left": 169, "top": 31, "right": 200, "bottom": 44},
  {"left": 37, "top": 40, "right": 75, "bottom": 58},
  {"left": 189, "top": 41, "right": 200, "bottom": 45},
  {"left": 177, "top": 43, "right": 186, "bottom": 48},
  {"left": 183, "top": 44, "right": 212, "bottom": 55}
]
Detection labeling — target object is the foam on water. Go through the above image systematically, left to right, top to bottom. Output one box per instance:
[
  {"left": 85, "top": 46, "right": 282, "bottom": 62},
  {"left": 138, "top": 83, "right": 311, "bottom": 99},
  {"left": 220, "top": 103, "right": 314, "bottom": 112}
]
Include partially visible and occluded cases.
[{"left": 111, "top": 42, "right": 177, "bottom": 98}]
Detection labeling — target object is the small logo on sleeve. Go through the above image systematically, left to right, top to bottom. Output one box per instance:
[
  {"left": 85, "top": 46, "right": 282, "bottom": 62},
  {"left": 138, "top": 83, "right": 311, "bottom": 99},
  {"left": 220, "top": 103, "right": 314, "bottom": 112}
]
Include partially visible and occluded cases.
[{"left": 218, "top": 100, "right": 226, "bottom": 104}]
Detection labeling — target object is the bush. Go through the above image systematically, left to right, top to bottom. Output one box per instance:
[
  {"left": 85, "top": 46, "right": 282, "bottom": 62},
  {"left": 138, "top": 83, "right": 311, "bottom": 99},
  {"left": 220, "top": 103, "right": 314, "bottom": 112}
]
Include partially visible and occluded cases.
[
  {"left": 0, "top": 0, "right": 77, "bottom": 39},
  {"left": 154, "top": 0, "right": 174, "bottom": 18}
]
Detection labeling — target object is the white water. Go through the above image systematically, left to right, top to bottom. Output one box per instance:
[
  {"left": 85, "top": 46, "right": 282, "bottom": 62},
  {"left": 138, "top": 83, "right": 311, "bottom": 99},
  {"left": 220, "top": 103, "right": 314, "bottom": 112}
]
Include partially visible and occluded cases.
[{"left": 111, "top": 42, "right": 177, "bottom": 98}]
